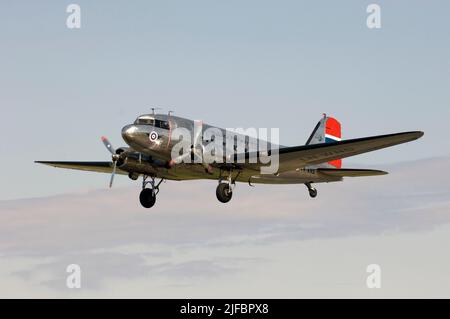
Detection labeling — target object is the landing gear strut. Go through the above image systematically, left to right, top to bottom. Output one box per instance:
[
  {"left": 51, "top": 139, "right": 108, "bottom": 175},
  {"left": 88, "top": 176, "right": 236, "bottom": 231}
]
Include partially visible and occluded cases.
[
  {"left": 216, "top": 169, "right": 239, "bottom": 203},
  {"left": 139, "top": 175, "right": 163, "bottom": 208},
  {"left": 305, "top": 182, "right": 317, "bottom": 198}
]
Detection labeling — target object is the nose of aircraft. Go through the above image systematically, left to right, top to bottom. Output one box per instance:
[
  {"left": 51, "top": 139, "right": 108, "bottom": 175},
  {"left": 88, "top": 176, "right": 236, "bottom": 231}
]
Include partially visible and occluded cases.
[{"left": 121, "top": 124, "right": 138, "bottom": 143}]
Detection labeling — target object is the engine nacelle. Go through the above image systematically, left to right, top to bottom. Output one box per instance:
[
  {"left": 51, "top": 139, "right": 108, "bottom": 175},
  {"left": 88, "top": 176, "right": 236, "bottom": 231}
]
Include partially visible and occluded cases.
[
  {"left": 116, "top": 147, "right": 131, "bottom": 154},
  {"left": 117, "top": 157, "right": 159, "bottom": 175}
]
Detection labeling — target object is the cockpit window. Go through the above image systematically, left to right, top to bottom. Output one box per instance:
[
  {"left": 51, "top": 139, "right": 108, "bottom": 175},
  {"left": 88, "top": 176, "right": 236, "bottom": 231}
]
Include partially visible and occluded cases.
[
  {"left": 134, "top": 116, "right": 169, "bottom": 130},
  {"left": 135, "top": 116, "right": 155, "bottom": 126},
  {"left": 155, "top": 119, "right": 170, "bottom": 130}
]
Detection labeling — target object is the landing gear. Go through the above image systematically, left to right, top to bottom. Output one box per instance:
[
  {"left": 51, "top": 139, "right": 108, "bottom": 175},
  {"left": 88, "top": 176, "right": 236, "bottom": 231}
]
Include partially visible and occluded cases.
[
  {"left": 215, "top": 168, "right": 239, "bottom": 203},
  {"left": 128, "top": 172, "right": 139, "bottom": 181},
  {"left": 139, "top": 175, "right": 163, "bottom": 208},
  {"left": 216, "top": 182, "right": 233, "bottom": 203},
  {"left": 305, "top": 182, "right": 317, "bottom": 198},
  {"left": 139, "top": 188, "right": 156, "bottom": 208}
]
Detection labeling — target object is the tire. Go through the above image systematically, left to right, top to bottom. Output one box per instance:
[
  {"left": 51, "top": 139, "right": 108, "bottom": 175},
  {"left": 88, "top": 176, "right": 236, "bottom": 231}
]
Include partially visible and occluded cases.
[
  {"left": 128, "top": 172, "right": 139, "bottom": 181},
  {"left": 216, "top": 183, "right": 233, "bottom": 203},
  {"left": 139, "top": 188, "right": 156, "bottom": 208},
  {"left": 309, "top": 188, "right": 317, "bottom": 198}
]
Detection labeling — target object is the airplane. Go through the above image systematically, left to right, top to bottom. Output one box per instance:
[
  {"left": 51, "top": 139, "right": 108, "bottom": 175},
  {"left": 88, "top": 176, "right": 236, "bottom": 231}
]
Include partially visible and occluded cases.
[{"left": 35, "top": 112, "right": 424, "bottom": 209}]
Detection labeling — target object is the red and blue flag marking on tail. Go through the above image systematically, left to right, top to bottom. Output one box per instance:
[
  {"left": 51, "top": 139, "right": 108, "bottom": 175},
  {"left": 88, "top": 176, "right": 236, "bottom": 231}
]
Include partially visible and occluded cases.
[{"left": 325, "top": 117, "right": 342, "bottom": 168}]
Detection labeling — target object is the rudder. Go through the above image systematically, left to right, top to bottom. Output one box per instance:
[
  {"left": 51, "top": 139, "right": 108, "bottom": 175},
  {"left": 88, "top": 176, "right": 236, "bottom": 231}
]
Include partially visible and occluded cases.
[{"left": 305, "top": 114, "right": 342, "bottom": 168}]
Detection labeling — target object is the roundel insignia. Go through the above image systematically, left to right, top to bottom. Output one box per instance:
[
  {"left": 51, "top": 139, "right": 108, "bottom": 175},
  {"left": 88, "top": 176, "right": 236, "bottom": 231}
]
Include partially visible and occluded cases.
[{"left": 149, "top": 131, "right": 159, "bottom": 142}]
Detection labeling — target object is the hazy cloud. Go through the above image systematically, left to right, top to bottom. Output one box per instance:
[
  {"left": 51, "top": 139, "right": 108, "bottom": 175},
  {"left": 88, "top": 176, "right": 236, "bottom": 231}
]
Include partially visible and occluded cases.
[{"left": 1, "top": 157, "right": 450, "bottom": 297}]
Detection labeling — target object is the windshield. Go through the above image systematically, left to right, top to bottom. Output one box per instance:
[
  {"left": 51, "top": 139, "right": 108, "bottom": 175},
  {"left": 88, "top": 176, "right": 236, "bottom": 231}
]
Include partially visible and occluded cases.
[
  {"left": 134, "top": 116, "right": 170, "bottom": 130},
  {"left": 135, "top": 116, "right": 155, "bottom": 126}
]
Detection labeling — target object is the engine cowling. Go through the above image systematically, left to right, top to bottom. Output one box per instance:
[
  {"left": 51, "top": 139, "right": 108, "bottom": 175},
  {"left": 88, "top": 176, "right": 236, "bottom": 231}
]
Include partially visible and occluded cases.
[{"left": 117, "top": 157, "right": 158, "bottom": 175}]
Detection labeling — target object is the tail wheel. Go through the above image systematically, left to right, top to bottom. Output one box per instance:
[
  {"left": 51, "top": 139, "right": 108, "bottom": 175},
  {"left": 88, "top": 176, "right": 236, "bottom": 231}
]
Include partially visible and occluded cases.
[
  {"left": 305, "top": 182, "right": 318, "bottom": 198},
  {"left": 216, "top": 183, "right": 233, "bottom": 203},
  {"left": 139, "top": 188, "right": 156, "bottom": 208}
]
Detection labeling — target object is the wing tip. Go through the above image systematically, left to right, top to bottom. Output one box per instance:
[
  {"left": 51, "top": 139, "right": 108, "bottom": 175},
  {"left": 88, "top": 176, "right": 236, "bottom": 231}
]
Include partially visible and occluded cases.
[
  {"left": 383, "top": 130, "right": 424, "bottom": 144},
  {"left": 391, "top": 130, "right": 423, "bottom": 139},
  {"left": 411, "top": 131, "right": 424, "bottom": 139},
  {"left": 35, "top": 161, "right": 57, "bottom": 167},
  {"left": 365, "top": 169, "right": 389, "bottom": 176}
]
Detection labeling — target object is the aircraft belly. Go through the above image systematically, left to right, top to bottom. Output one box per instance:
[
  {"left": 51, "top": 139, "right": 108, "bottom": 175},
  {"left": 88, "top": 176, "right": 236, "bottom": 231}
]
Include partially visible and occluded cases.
[
  {"left": 158, "top": 164, "right": 221, "bottom": 181},
  {"left": 157, "top": 165, "right": 342, "bottom": 184}
]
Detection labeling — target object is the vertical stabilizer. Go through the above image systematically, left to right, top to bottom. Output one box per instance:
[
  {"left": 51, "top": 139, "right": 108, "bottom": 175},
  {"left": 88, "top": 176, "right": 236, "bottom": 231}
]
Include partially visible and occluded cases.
[{"left": 305, "top": 115, "right": 342, "bottom": 168}]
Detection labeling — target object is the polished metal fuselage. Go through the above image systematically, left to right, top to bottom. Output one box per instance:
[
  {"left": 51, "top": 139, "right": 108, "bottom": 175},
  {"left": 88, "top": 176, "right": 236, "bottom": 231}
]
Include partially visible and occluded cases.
[
  {"left": 119, "top": 113, "right": 340, "bottom": 184},
  {"left": 121, "top": 114, "right": 279, "bottom": 160}
]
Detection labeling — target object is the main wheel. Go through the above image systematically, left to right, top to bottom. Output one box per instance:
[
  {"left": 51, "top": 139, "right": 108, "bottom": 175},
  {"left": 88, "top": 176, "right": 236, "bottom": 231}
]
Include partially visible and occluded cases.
[
  {"left": 128, "top": 172, "right": 139, "bottom": 181},
  {"left": 216, "top": 183, "right": 233, "bottom": 203},
  {"left": 139, "top": 188, "right": 156, "bottom": 208},
  {"left": 309, "top": 188, "right": 318, "bottom": 198}
]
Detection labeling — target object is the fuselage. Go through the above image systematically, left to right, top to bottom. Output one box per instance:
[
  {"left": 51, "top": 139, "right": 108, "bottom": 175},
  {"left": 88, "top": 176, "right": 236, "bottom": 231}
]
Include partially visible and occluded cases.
[
  {"left": 36, "top": 113, "right": 423, "bottom": 208},
  {"left": 121, "top": 113, "right": 281, "bottom": 163}
]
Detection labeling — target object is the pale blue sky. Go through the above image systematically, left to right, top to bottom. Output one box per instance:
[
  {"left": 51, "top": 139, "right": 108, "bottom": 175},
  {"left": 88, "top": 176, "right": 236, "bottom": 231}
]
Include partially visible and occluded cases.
[{"left": 1, "top": 0, "right": 449, "bottom": 199}]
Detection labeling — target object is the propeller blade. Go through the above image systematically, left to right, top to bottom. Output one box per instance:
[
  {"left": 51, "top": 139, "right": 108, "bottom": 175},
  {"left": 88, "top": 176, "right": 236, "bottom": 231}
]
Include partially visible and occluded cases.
[
  {"left": 101, "top": 136, "right": 116, "bottom": 155},
  {"left": 109, "top": 161, "right": 117, "bottom": 188}
]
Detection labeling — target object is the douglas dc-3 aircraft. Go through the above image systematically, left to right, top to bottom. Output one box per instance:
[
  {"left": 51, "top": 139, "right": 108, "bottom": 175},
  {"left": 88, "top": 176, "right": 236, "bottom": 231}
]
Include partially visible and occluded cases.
[{"left": 36, "top": 113, "right": 423, "bottom": 208}]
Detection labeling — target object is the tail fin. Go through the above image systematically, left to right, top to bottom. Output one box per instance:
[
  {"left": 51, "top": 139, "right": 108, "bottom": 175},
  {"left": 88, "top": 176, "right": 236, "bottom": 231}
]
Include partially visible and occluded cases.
[{"left": 305, "top": 114, "right": 342, "bottom": 168}]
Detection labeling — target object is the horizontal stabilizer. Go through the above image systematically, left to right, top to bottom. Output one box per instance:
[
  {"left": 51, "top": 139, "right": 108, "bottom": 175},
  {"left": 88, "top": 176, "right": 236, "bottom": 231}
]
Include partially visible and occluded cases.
[{"left": 317, "top": 168, "right": 388, "bottom": 177}]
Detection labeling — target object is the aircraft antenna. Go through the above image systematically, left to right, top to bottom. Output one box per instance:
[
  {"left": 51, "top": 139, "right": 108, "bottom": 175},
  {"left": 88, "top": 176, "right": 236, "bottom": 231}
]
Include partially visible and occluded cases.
[{"left": 151, "top": 107, "right": 162, "bottom": 115}]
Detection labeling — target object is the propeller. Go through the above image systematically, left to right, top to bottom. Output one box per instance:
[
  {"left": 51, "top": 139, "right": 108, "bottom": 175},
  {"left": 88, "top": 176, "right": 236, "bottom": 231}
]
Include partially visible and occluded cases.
[
  {"left": 169, "top": 120, "right": 213, "bottom": 174},
  {"left": 101, "top": 136, "right": 120, "bottom": 188}
]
